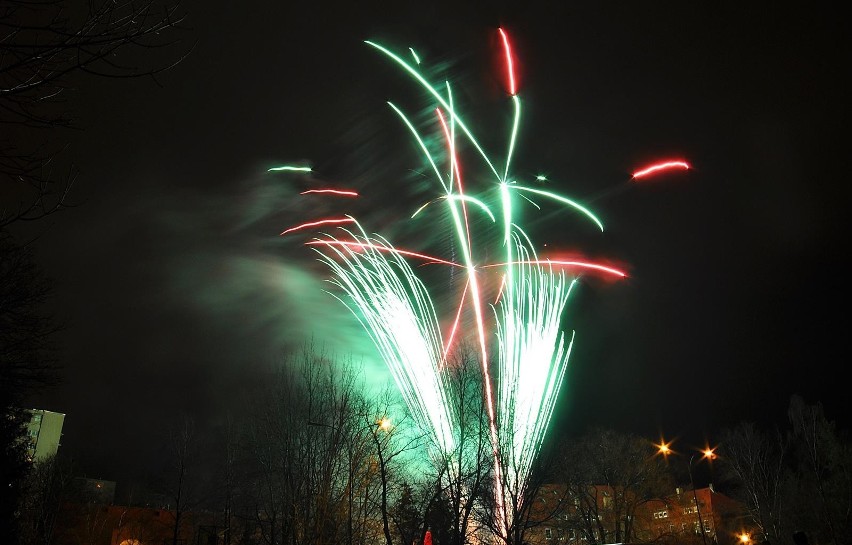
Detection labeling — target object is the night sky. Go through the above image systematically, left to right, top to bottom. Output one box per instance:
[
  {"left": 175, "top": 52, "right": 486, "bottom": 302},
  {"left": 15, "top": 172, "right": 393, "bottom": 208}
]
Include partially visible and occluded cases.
[{"left": 17, "top": 2, "right": 849, "bottom": 487}]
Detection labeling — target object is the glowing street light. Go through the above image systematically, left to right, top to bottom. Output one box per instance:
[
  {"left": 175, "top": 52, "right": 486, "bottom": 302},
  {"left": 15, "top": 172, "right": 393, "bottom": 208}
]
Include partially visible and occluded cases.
[
  {"left": 308, "top": 416, "right": 393, "bottom": 545},
  {"left": 655, "top": 440, "right": 717, "bottom": 545},
  {"left": 689, "top": 448, "right": 716, "bottom": 545}
]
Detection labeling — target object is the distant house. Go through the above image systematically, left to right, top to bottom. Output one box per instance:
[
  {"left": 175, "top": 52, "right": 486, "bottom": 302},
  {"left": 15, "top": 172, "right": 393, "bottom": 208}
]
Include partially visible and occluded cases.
[
  {"left": 24, "top": 408, "right": 65, "bottom": 461},
  {"left": 74, "top": 477, "right": 118, "bottom": 505},
  {"left": 528, "top": 483, "right": 754, "bottom": 545},
  {"left": 634, "top": 484, "right": 752, "bottom": 543},
  {"left": 51, "top": 504, "right": 220, "bottom": 545}
]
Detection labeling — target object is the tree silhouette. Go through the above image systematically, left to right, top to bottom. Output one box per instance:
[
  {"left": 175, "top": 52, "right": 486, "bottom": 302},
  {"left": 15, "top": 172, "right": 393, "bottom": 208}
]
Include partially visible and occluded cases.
[
  {"left": 1, "top": 0, "right": 189, "bottom": 228},
  {"left": 0, "top": 230, "right": 59, "bottom": 542}
]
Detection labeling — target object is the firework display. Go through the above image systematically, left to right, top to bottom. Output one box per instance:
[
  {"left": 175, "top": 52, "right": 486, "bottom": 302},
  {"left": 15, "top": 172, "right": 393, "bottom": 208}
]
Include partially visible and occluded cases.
[{"left": 276, "top": 28, "right": 688, "bottom": 537}]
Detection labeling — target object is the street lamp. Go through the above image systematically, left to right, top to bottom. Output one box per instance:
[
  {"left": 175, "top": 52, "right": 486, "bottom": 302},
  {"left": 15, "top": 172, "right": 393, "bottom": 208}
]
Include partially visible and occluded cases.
[
  {"left": 308, "top": 416, "right": 394, "bottom": 545},
  {"left": 369, "top": 416, "right": 395, "bottom": 545},
  {"left": 656, "top": 441, "right": 716, "bottom": 545},
  {"left": 688, "top": 448, "right": 716, "bottom": 545}
]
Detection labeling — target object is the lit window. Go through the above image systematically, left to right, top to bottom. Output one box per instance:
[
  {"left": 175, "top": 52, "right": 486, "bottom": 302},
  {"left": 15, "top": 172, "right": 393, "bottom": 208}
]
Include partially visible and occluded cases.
[
  {"left": 653, "top": 510, "right": 669, "bottom": 519},
  {"left": 545, "top": 529, "right": 553, "bottom": 540}
]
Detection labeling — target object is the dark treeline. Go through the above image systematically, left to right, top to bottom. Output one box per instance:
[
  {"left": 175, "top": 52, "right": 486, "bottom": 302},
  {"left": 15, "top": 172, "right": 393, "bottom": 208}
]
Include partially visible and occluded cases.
[
  {"left": 1, "top": 0, "right": 187, "bottom": 541},
  {"left": 1, "top": 218, "right": 850, "bottom": 545},
  {"left": 6, "top": 340, "right": 852, "bottom": 545},
  {"left": 713, "top": 396, "right": 852, "bottom": 545}
]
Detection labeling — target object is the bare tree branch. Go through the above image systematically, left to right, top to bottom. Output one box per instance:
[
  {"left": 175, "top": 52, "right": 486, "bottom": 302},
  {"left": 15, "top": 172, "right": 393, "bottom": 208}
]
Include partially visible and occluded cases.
[{"left": 0, "top": 0, "right": 192, "bottom": 228}]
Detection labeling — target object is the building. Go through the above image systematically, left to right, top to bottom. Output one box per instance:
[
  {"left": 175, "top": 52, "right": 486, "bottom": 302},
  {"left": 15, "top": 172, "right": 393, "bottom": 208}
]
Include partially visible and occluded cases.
[
  {"left": 25, "top": 408, "right": 65, "bottom": 461},
  {"left": 74, "top": 477, "right": 117, "bottom": 505},
  {"left": 529, "top": 483, "right": 754, "bottom": 545},
  {"left": 635, "top": 484, "right": 752, "bottom": 543},
  {"left": 51, "top": 504, "right": 220, "bottom": 545}
]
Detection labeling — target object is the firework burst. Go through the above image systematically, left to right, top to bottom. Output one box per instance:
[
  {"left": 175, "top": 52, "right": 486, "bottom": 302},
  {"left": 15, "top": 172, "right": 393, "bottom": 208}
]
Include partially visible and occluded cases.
[{"left": 275, "top": 28, "right": 688, "bottom": 540}]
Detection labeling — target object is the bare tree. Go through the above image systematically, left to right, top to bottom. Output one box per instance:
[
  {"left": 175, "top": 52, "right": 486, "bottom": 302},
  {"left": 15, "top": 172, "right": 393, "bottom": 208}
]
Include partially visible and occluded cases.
[
  {"left": 1, "top": 0, "right": 189, "bottom": 228},
  {"left": 2, "top": 4, "right": 187, "bottom": 536},
  {"left": 0, "top": 229, "right": 59, "bottom": 542},
  {"left": 0, "top": 230, "right": 58, "bottom": 398},
  {"left": 239, "top": 344, "right": 404, "bottom": 545},
  {"left": 420, "top": 345, "right": 492, "bottom": 545},
  {"left": 455, "top": 349, "right": 574, "bottom": 545},
  {"left": 242, "top": 364, "right": 301, "bottom": 545},
  {"left": 364, "top": 392, "right": 427, "bottom": 545},
  {"left": 786, "top": 395, "right": 852, "bottom": 545},
  {"left": 160, "top": 413, "right": 202, "bottom": 545},
  {"left": 215, "top": 413, "right": 239, "bottom": 545},
  {"left": 716, "top": 421, "right": 790, "bottom": 544},
  {"left": 553, "top": 428, "right": 674, "bottom": 545},
  {"left": 495, "top": 451, "right": 559, "bottom": 545},
  {"left": 16, "top": 453, "right": 77, "bottom": 545}
]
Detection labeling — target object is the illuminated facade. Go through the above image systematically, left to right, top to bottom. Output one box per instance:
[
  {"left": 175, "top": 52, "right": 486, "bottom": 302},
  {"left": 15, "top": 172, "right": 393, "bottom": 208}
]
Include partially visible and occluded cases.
[
  {"left": 25, "top": 408, "right": 65, "bottom": 461},
  {"left": 529, "top": 483, "right": 752, "bottom": 545},
  {"left": 637, "top": 484, "right": 751, "bottom": 543}
]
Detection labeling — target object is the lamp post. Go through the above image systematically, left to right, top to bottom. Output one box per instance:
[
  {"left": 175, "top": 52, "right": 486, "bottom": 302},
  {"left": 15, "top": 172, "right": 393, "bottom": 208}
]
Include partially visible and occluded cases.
[
  {"left": 308, "top": 416, "right": 393, "bottom": 545},
  {"left": 370, "top": 417, "right": 395, "bottom": 545},
  {"left": 656, "top": 441, "right": 715, "bottom": 545},
  {"left": 688, "top": 452, "right": 709, "bottom": 545}
]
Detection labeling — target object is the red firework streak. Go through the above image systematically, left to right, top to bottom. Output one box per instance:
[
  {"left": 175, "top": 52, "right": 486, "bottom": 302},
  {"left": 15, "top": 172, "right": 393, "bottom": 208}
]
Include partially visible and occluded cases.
[{"left": 632, "top": 160, "right": 690, "bottom": 179}]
